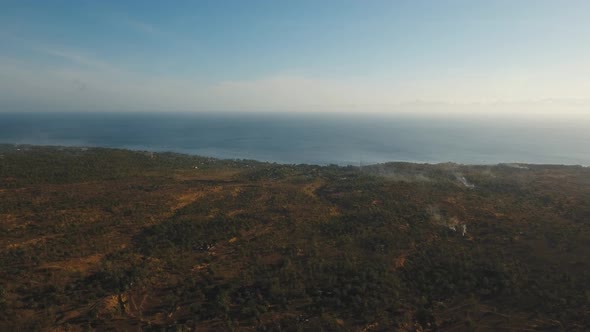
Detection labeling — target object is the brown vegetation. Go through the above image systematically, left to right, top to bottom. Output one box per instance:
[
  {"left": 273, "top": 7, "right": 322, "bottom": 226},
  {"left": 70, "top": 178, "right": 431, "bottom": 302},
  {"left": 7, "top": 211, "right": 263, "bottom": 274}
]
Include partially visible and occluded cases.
[{"left": 0, "top": 145, "right": 589, "bottom": 331}]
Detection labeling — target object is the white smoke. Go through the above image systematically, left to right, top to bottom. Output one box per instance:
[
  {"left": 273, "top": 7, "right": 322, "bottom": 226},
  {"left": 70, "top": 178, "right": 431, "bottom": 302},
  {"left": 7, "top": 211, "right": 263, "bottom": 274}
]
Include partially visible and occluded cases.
[
  {"left": 455, "top": 173, "right": 475, "bottom": 189},
  {"left": 427, "top": 206, "right": 467, "bottom": 236}
]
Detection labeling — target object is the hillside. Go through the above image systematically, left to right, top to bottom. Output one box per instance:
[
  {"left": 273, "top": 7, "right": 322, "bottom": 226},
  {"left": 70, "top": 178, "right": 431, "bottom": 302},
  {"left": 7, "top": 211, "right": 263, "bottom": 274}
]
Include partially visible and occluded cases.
[{"left": 1, "top": 145, "right": 589, "bottom": 331}]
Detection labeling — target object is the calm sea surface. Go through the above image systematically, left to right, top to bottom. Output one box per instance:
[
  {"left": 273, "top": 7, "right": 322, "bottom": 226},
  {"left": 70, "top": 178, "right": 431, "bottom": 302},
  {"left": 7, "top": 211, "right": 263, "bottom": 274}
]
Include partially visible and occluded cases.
[{"left": 1, "top": 112, "right": 589, "bottom": 166}]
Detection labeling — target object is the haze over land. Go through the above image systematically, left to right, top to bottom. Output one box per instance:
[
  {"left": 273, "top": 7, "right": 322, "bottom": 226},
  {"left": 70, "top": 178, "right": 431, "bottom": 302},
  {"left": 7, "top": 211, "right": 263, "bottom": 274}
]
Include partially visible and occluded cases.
[{"left": 2, "top": 146, "right": 590, "bottom": 330}]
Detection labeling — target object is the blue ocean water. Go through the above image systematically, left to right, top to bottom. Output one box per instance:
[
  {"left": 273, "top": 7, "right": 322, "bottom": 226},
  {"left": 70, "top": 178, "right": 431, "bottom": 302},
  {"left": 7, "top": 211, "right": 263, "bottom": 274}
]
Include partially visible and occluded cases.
[{"left": 0, "top": 112, "right": 589, "bottom": 166}]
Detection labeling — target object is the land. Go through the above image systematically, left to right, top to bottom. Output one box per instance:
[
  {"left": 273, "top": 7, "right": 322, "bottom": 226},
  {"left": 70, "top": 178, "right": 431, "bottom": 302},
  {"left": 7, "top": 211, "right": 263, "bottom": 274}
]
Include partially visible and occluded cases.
[{"left": 1, "top": 144, "right": 589, "bottom": 331}]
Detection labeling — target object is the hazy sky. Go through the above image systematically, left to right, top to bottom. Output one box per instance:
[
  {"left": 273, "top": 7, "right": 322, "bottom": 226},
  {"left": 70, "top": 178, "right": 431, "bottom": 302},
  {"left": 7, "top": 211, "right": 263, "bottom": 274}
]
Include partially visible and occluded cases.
[{"left": 1, "top": 0, "right": 589, "bottom": 116}]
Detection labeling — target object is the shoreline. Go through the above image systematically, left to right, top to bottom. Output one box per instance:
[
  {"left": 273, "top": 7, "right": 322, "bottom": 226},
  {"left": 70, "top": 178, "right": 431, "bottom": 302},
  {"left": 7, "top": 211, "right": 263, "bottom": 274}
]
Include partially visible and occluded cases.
[{"left": 1, "top": 143, "right": 586, "bottom": 168}]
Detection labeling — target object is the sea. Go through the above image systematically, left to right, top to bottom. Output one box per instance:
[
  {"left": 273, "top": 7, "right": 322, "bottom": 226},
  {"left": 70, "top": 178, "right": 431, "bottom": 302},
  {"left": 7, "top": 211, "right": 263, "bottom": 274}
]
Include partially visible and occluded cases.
[{"left": 0, "top": 112, "right": 589, "bottom": 166}]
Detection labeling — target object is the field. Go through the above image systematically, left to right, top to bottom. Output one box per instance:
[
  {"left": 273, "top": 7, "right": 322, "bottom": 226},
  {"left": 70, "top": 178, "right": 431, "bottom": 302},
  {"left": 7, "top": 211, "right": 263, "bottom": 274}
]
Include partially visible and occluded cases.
[{"left": 1, "top": 145, "right": 589, "bottom": 331}]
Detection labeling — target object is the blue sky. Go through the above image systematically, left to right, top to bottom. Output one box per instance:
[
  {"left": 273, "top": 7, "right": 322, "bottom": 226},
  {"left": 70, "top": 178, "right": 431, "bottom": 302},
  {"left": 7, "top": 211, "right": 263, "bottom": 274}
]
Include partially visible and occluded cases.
[{"left": 1, "top": 0, "right": 589, "bottom": 116}]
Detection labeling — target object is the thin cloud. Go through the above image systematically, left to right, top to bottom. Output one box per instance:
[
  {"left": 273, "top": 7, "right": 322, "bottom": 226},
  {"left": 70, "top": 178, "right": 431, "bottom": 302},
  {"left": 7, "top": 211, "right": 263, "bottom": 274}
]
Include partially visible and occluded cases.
[
  {"left": 90, "top": 3, "right": 164, "bottom": 37},
  {"left": 120, "top": 16, "right": 163, "bottom": 36},
  {"left": 2, "top": 32, "right": 119, "bottom": 72},
  {"left": 36, "top": 47, "right": 116, "bottom": 71}
]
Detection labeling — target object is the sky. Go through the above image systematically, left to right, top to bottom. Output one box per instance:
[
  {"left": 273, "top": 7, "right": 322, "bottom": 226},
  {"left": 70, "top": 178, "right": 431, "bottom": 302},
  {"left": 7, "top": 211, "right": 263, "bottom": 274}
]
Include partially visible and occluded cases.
[{"left": 0, "top": 0, "right": 589, "bottom": 117}]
